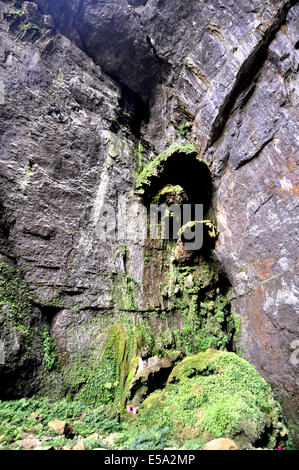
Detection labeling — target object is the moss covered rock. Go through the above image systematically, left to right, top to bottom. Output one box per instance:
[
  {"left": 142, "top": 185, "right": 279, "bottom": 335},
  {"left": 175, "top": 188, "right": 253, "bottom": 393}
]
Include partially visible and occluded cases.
[
  {"left": 135, "top": 144, "right": 198, "bottom": 196},
  {"left": 152, "top": 184, "right": 188, "bottom": 205},
  {"left": 0, "top": 255, "right": 58, "bottom": 398},
  {"left": 137, "top": 350, "right": 287, "bottom": 449}
]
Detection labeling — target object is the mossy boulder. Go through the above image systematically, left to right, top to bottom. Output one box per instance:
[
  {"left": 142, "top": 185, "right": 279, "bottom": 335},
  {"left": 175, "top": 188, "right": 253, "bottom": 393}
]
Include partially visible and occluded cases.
[
  {"left": 152, "top": 184, "right": 188, "bottom": 205},
  {"left": 137, "top": 350, "right": 287, "bottom": 449}
]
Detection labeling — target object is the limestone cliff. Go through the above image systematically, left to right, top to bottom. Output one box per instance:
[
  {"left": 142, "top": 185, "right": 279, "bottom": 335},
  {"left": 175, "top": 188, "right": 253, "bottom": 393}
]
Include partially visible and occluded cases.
[{"left": 0, "top": 0, "right": 298, "bottom": 444}]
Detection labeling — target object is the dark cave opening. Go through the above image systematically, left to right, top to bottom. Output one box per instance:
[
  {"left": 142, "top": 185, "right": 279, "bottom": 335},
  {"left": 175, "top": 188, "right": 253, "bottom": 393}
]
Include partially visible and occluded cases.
[
  {"left": 110, "top": 82, "right": 150, "bottom": 138},
  {"left": 139, "top": 151, "right": 214, "bottom": 256},
  {"left": 142, "top": 153, "right": 212, "bottom": 213},
  {"left": 38, "top": 304, "right": 61, "bottom": 326}
]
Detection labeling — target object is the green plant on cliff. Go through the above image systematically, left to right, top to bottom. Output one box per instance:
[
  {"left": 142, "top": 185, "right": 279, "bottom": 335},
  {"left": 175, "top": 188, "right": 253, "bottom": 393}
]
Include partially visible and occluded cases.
[
  {"left": 4, "top": 5, "right": 51, "bottom": 42},
  {"left": 4, "top": 9, "right": 24, "bottom": 19},
  {"left": 178, "top": 122, "right": 193, "bottom": 138},
  {"left": 134, "top": 140, "right": 144, "bottom": 175},
  {"left": 135, "top": 144, "right": 200, "bottom": 195},
  {"left": 152, "top": 184, "right": 188, "bottom": 205},
  {"left": 177, "top": 219, "right": 218, "bottom": 239},
  {"left": 0, "top": 258, "right": 61, "bottom": 392},
  {"left": 0, "top": 260, "right": 32, "bottom": 331},
  {"left": 163, "top": 261, "right": 237, "bottom": 355},
  {"left": 112, "top": 271, "right": 139, "bottom": 311},
  {"left": 62, "top": 316, "right": 165, "bottom": 408},
  {"left": 63, "top": 322, "right": 137, "bottom": 407},
  {"left": 41, "top": 327, "right": 59, "bottom": 372},
  {"left": 67, "top": 327, "right": 121, "bottom": 406}
]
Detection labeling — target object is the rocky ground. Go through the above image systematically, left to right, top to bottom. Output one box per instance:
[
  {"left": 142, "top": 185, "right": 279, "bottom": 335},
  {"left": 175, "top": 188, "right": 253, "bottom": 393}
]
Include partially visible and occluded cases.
[{"left": 0, "top": 398, "right": 289, "bottom": 451}]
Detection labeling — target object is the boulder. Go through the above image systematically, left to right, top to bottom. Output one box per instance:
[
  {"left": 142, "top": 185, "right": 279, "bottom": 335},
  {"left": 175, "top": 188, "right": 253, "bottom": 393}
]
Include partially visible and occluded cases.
[
  {"left": 141, "top": 350, "right": 286, "bottom": 449},
  {"left": 48, "top": 420, "right": 74, "bottom": 438},
  {"left": 85, "top": 432, "right": 100, "bottom": 441},
  {"left": 204, "top": 438, "right": 238, "bottom": 450},
  {"left": 72, "top": 440, "right": 87, "bottom": 451},
  {"left": 34, "top": 445, "right": 54, "bottom": 451}
]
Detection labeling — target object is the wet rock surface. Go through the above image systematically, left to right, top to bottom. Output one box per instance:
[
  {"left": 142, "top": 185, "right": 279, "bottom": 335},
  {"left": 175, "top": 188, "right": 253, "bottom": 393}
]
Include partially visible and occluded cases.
[{"left": 0, "top": 0, "right": 298, "bottom": 443}]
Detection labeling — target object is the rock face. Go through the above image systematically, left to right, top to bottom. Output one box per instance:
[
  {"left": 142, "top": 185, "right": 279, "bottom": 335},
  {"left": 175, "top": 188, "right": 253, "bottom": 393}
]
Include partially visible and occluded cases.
[
  {"left": 0, "top": 0, "right": 298, "bottom": 444},
  {"left": 0, "top": 254, "right": 50, "bottom": 398}
]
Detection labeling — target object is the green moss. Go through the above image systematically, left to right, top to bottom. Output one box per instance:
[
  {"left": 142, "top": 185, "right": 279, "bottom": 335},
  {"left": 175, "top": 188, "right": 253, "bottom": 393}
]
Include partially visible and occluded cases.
[
  {"left": 4, "top": 9, "right": 24, "bottom": 19},
  {"left": 20, "top": 22, "right": 40, "bottom": 32},
  {"left": 57, "top": 68, "right": 64, "bottom": 80},
  {"left": 178, "top": 122, "right": 193, "bottom": 138},
  {"left": 134, "top": 141, "right": 144, "bottom": 175},
  {"left": 135, "top": 144, "right": 202, "bottom": 195},
  {"left": 25, "top": 161, "right": 33, "bottom": 181},
  {"left": 152, "top": 184, "right": 187, "bottom": 204},
  {"left": 177, "top": 220, "right": 218, "bottom": 239},
  {"left": 143, "top": 250, "right": 150, "bottom": 265},
  {"left": 0, "top": 258, "right": 61, "bottom": 393},
  {"left": 0, "top": 260, "right": 33, "bottom": 332},
  {"left": 162, "top": 261, "right": 236, "bottom": 355},
  {"left": 112, "top": 273, "right": 138, "bottom": 311},
  {"left": 261, "top": 273, "right": 283, "bottom": 285},
  {"left": 63, "top": 319, "right": 155, "bottom": 408},
  {"left": 67, "top": 325, "right": 123, "bottom": 406},
  {"left": 41, "top": 327, "right": 60, "bottom": 372},
  {"left": 167, "top": 348, "right": 218, "bottom": 382},
  {"left": 136, "top": 350, "right": 286, "bottom": 449},
  {"left": 120, "top": 356, "right": 139, "bottom": 406},
  {"left": 142, "top": 390, "right": 165, "bottom": 411},
  {"left": 115, "top": 424, "right": 170, "bottom": 450}
]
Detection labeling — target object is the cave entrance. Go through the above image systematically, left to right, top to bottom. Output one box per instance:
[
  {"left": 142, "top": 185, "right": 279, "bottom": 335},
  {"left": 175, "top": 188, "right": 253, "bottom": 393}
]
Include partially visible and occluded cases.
[
  {"left": 134, "top": 144, "right": 236, "bottom": 357},
  {"left": 135, "top": 145, "right": 213, "bottom": 254},
  {"left": 137, "top": 145, "right": 212, "bottom": 210}
]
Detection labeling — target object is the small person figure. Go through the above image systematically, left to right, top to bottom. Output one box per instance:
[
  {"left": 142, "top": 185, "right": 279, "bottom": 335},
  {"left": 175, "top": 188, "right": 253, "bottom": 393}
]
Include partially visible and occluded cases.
[
  {"left": 126, "top": 404, "right": 132, "bottom": 412},
  {"left": 133, "top": 407, "right": 138, "bottom": 416}
]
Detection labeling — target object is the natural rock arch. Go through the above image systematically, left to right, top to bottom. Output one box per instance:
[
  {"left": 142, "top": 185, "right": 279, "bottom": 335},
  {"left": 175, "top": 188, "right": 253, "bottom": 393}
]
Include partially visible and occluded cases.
[{"left": 135, "top": 144, "right": 212, "bottom": 211}]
